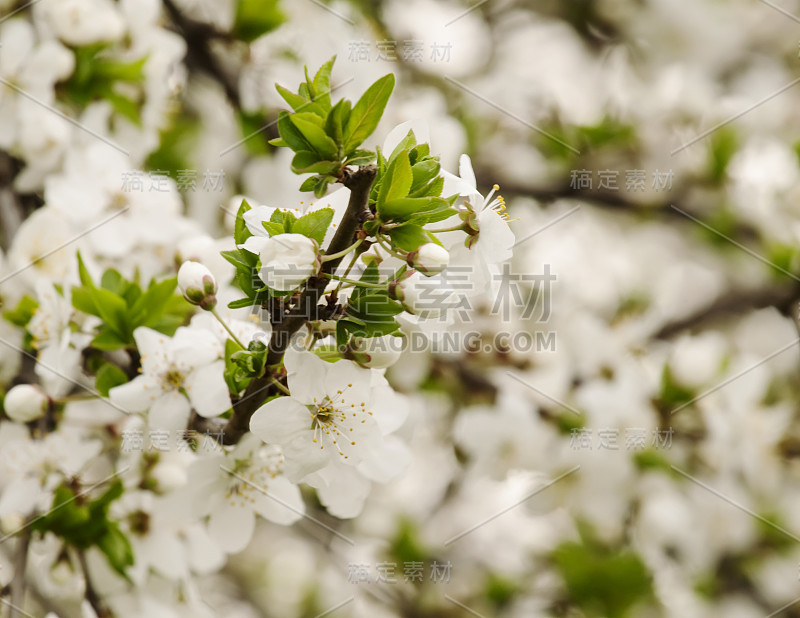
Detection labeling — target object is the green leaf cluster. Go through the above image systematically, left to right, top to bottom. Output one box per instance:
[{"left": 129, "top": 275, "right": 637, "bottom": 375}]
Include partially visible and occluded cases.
[
  {"left": 60, "top": 44, "right": 148, "bottom": 125},
  {"left": 270, "top": 57, "right": 395, "bottom": 196},
  {"left": 364, "top": 130, "right": 457, "bottom": 249},
  {"left": 72, "top": 253, "right": 190, "bottom": 351},
  {"left": 336, "top": 262, "right": 403, "bottom": 346},
  {"left": 3, "top": 295, "right": 38, "bottom": 328},
  {"left": 224, "top": 338, "right": 268, "bottom": 395},
  {"left": 31, "top": 481, "right": 134, "bottom": 577},
  {"left": 552, "top": 527, "right": 653, "bottom": 617}
]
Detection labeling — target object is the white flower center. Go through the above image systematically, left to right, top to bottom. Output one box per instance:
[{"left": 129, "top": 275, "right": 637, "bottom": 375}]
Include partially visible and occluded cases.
[{"left": 225, "top": 451, "right": 283, "bottom": 507}]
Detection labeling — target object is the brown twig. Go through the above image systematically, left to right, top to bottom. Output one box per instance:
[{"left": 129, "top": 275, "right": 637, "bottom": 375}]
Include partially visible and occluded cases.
[{"left": 77, "top": 549, "right": 110, "bottom": 618}]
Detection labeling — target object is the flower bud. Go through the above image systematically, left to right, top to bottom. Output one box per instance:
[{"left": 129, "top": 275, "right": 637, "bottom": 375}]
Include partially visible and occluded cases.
[
  {"left": 258, "top": 233, "right": 320, "bottom": 292},
  {"left": 406, "top": 243, "right": 449, "bottom": 275},
  {"left": 178, "top": 261, "right": 218, "bottom": 310},
  {"left": 390, "top": 270, "right": 454, "bottom": 318},
  {"left": 349, "top": 335, "right": 404, "bottom": 368},
  {"left": 3, "top": 384, "right": 49, "bottom": 423},
  {"left": 150, "top": 462, "right": 188, "bottom": 493}
]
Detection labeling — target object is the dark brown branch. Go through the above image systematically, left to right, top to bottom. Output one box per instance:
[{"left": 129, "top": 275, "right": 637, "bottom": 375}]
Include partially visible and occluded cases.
[
  {"left": 161, "top": 0, "right": 241, "bottom": 109},
  {"left": 0, "top": 151, "right": 42, "bottom": 252},
  {"left": 218, "top": 166, "right": 377, "bottom": 445},
  {"left": 654, "top": 283, "right": 800, "bottom": 340},
  {"left": 77, "top": 549, "right": 110, "bottom": 618}
]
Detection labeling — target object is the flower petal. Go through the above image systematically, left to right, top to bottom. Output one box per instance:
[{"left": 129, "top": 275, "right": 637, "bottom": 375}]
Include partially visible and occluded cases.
[
  {"left": 458, "top": 153, "right": 477, "bottom": 190},
  {"left": 242, "top": 204, "right": 276, "bottom": 237},
  {"left": 240, "top": 234, "right": 270, "bottom": 256},
  {"left": 171, "top": 326, "right": 222, "bottom": 368},
  {"left": 133, "top": 327, "right": 171, "bottom": 374},
  {"left": 284, "top": 348, "right": 327, "bottom": 404},
  {"left": 324, "top": 360, "right": 372, "bottom": 409},
  {"left": 186, "top": 361, "right": 231, "bottom": 418},
  {"left": 109, "top": 374, "right": 162, "bottom": 413},
  {"left": 369, "top": 384, "right": 409, "bottom": 435},
  {"left": 148, "top": 391, "right": 191, "bottom": 432},
  {"left": 249, "top": 397, "right": 310, "bottom": 444},
  {"left": 282, "top": 431, "right": 330, "bottom": 482},
  {"left": 357, "top": 435, "right": 411, "bottom": 483},
  {"left": 312, "top": 464, "right": 371, "bottom": 519},
  {"left": 251, "top": 476, "right": 304, "bottom": 525},
  {"left": 208, "top": 501, "right": 255, "bottom": 554}
]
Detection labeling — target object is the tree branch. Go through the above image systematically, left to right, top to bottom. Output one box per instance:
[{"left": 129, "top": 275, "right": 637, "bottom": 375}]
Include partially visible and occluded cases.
[
  {"left": 161, "top": 0, "right": 241, "bottom": 109},
  {"left": 218, "top": 166, "right": 377, "bottom": 445},
  {"left": 77, "top": 549, "right": 110, "bottom": 618}
]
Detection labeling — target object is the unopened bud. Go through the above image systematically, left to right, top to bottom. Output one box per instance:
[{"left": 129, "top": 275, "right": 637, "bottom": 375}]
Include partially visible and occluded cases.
[
  {"left": 406, "top": 243, "right": 449, "bottom": 275},
  {"left": 178, "top": 261, "right": 218, "bottom": 310},
  {"left": 390, "top": 270, "right": 453, "bottom": 318},
  {"left": 348, "top": 335, "right": 404, "bottom": 368},
  {"left": 3, "top": 384, "right": 49, "bottom": 423}
]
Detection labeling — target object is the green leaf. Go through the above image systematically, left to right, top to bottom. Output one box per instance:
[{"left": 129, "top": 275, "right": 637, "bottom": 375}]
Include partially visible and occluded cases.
[
  {"left": 232, "top": 0, "right": 286, "bottom": 42},
  {"left": 311, "top": 56, "right": 336, "bottom": 111},
  {"left": 343, "top": 73, "right": 395, "bottom": 154},
  {"left": 276, "top": 83, "right": 311, "bottom": 112},
  {"left": 103, "top": 89, "right": 141, "bottom": 126},
  {"left": 325, "top": 98, "right": 351, "bottom": 147},
  {"left": 276, "top": 111, "right": 313, "bottom": 153},
  {"left": 290, "top": 115, "right": 338, "bottom": 159},
  {"left": 388, "top": 130, "right": 418, "bottom": 161},
  {"left": 410, "top": 142, "right": 430, "bottom": 162},
  {"left": 344, "top": 148, "right": 375, "bottom": 166},
  {"left": 377, "top": 149, "right": 412, "bottom": 214},
  {"left": 291, "top": 152, "right": 340, "bottom": 175},
  {"left": 410, "top": 159, "right": 441, "bottom": 190},
  {"left": 408, "top": 174, "right": 444, "bottom": 199},
  {"left": 299, "top": 175, "right": 322, "bottom": 192},
  {"left": 314, "top": 176, "right": 334, "bottom": 197},
  {"left": 380, "top": 196, "right": 448, "bottom": 222},
  {"left": 234, "top": 199, "right": 253, "bottom": 245},
  {"left": 408, "top": 206, "right": 458, "bottom": 225},
  {"left": 294, "top": 208, "right": 334, "bottom": 245},
  {"left": 270, "top": 209, "right": 297, "bottom": 232},
  {"left": 262, "top": 221, "right": 285, "bottom": 236},
  {"left": 386, "top": 224, "right": 433, "bottom": 252},
  {"left": 77, "top": 252, "right": 94, "bottom": 287},
  {"left": 360, "top": 260, "right": 380, "bottom": 285},
  {"left": 134, "top": 278, "right": 178, "bottom": 328},
  {"left": 71, "top": 287, "right": 98, "bottom": 316},
  {"left": 90, "top": 287, "right": 130, "bottom": 339},
  {"left": 348, "top": 291, "right": 403, "bottom": 320},
  {"left": 145, "top": 294, "right": 193, "bottom": 336},
  {"left": 3, "top": 295, "right": 38, "bottom": 328},
  {"left": 228, "top": 297, "right": 256, "bottom": 310},
  {"left": 339, "top": 316, "right": 401, "bottom": 339},
  {"left": 90, "top": 328, "right": 129, "bottom": 351},
  {"left": 223, "top": 338, "right": 250, "bottom": 394},
  {"left": 95, "top": 363, "right": 129, "bottom": 397},
  {"left": 97, "top": 523, "right": 134, "bottom": 577},
  {"left": 553, "top": 539, "right": 653, "bottom": 617}
]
